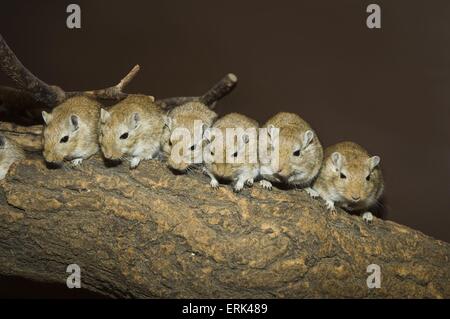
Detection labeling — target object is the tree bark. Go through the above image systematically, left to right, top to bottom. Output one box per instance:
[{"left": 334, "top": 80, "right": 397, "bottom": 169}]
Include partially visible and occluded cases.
[{"left": 0, "top": 155, "right": 448, "bottom": 298}]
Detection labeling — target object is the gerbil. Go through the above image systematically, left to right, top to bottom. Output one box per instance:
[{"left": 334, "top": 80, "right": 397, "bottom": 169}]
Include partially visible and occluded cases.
[
  {"left": 99, "top": 94, "right": 165, "bottom": 169},
  {"left": 42, "top": 96, "right": 101, "bottom": 166},
  {"left": 161, "top": 101, "right": 218, "bottom": 172},
  {"left": 203, "top": 112, "right": 259, "bottom": 192},
  {"left": 259, "top": 112, "right": 323, "bottom": 196},
  {"left": 0, "top": 135, "right": 25, "bottom": 180},
  {"left": 312, "top": 141, "right": 384, "bottom": 223}
]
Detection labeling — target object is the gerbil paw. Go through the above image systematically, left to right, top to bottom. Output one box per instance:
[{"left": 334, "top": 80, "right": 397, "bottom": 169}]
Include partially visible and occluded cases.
[
  {"left": 130, "top": 157, "right": 141, "bottom": 169},
  {"left": 70, "top": 158, "right": 83, "bottom": 167},
  {"left": 245, "top": 178, "right": 254, "bottom": 186},
  {"left": 210, "top": 179, "right": 220, "bottom": 189},
  {"left": 259, "top": 180, "right": 272, "bottom": 190},
  {"left": 233, "top": 181, "right": 244, "bottom": 193},
  {"left": 305, "top": 187, "right": 319, "bottom": 199},
  {"left": 325, "top": 200, "right": 337, "bottom": 216},
  {"left": 362, "top": 212, "right": 374, "bottom": 224}
]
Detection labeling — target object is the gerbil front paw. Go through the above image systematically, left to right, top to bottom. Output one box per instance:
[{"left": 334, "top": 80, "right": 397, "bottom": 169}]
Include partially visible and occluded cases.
[
  {"left": 130, "top": 157, "right": 141, "bottom": 169},
  {"left": 70, "top": 158, "right": 83, "bottom": 167},
  {"left": 245, "top": 178, "right": 254, "bottom": 186},
  {"left": 210, "top": 179, "right": 220, "bottom": 189},
  {"left": 259, "top": 180, "right": 272, "bottom": 190},
  {"left": 233, "top": 181, "right": 244, "bottom": 192},
  {"left": 305, "top": 187, "right": 319, "bottom": 198},
  {"left": 325, "top": 200, "right": 337, "bottom": 216},
  {"left": 362, "top": 212, "right": 374, "bottom": 224}
]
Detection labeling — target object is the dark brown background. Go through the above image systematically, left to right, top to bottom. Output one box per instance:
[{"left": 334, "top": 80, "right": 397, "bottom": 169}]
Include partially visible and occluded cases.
[{"left": 0, "top": 0, "right": 449, "bottom": 297}]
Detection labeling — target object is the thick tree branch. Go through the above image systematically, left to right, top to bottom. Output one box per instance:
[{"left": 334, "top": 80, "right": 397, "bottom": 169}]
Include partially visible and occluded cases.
[
  {"left": 0, "top": 34, "right": 66, "bottom": 106},
  {"left": 0, "top": 155, "right": 449, "bottom": 298}
]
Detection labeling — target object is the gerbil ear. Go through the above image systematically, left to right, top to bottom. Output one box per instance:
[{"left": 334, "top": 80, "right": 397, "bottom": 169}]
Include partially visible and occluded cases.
[
  {"left": 100, "top": 108, "right": 111, "bottom": 123},
  {"left": 42, "top": 111, "right": 52, "bottom": 125},
  {"left": 130, "top": 112, "right": 141, "bottom": 129},
  {"left": 70, "top": 115, "right": 79, "bottom": 131},
  {"left": 302, "top": 130, "right": 314, "bottom": 148},
  {"left": 0, "top": 135, "right": 5, "bottom": 148},
  {"left": 331, "top": 152, "right": 343, "bottom": 171},
  {"left": 368, "top": 155, "right": 381, "bottom": 170}
]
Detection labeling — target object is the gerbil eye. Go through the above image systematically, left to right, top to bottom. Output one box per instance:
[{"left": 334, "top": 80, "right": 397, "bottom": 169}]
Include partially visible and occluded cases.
[
  {"left": 120, "top": 132, "right": 129, "bottom": 140},
  {"left": 60, "top": 136, "right": 69, "bottom": 143},
  {"left": 169, "top": 140, "right": 173, "bottom": 147},
  {"left": 190, "top": 144, "right": 196, "bottom": 151},
  {"left": 293, "top": 150, "right": 301, "bottom": 157},
  {"left": 210, "top": 151, "right": 215, "bottom": 156},
  {"left": 232, "top": 151, "right": 238, "bottom": 158},
  {"left": 340, "top": 173, "right": 347, "bottom": 179},
  {"left": 366, "top": 174, "right": 371, "bottom": 181}
]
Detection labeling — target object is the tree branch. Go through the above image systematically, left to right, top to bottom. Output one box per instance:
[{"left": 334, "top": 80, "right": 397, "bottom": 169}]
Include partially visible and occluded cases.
[
  {"left": 0, "top": 33, "right": 141, "bottom": 107},
  {"left": 0, "top": 34, "right": 66, "bottom": 107},
  {"left": 66, "top": 64, "right": 142, "bottom": 101},
  {"left": 156, "top": 73, "right": 238, "bottom": 109},
  {"left": 0, "top": 155, "right": 448, "bottom": 298}
]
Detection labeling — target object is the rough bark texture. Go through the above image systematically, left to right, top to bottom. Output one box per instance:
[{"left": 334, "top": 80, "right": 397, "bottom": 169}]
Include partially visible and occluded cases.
[{"left": 0, "top": 155, "right": 448, "bottom": 298}]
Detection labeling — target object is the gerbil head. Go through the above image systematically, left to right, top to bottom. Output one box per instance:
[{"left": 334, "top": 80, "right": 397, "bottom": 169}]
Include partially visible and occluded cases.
[
  {"left": 99, "top": 108, "right": 143, "bottom": 160},
  {"left": 42, "top": 111, "right": 85, "bottom": 164},
  {"left": 164, "top": 117, "right": 209, "bottom": 172},
  {"left": 261, "top": 126, "right": 323, "bottom": 184},
  {"left": 204, "top": 128, "right": 257, "bottom": 178},
  {"left": 328, "top": 151, "right": 382, "bottom": 210}
]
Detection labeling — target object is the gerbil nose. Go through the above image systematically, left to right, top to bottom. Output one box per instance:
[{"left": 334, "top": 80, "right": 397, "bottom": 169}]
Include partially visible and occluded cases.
[
  {"left": 102, "top": 149, "right": 112, "bottom": 159},
  {"left": 43, "top": 151, "right": 54, "bottom": 162},
  {"left": 351, "top": 195, "right": 361, "bottom": 202}
]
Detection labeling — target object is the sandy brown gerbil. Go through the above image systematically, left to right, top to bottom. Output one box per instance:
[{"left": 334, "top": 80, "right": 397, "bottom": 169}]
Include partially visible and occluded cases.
[
  {"left": 99, "top": 94, "right": 165, "bottom": 169},
  {"left": 42, "top": 96, "right": 101, "bottom": 166},
  {"left": 161, "top": 101, "right": 218, "bottom": 172},
  {"left": 203, "top": 112, "right": 259, "bottom": 192},
  {"left": 259, "top": 112, "right": 323, "bottom": 196},
  {"left": 0, "top": 135, "right": 25, "bottom": 180},
  {"left": 312, "top": 141, "right": 384, "bottom": 223}
]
